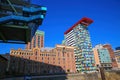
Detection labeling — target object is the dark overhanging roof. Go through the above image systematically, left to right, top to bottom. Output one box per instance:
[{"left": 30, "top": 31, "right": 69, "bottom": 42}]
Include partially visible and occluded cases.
[{"left": 0, "top": 0, "right": 47, "bottom": 44}]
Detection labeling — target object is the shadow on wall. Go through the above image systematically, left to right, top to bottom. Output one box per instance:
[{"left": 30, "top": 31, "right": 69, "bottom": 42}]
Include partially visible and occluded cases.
[
  {"left": 0, "top": 55, "right": 8, "bottom": 78},
  {"left": 5, "top": 55, "right": 67, "bottom": 80}
]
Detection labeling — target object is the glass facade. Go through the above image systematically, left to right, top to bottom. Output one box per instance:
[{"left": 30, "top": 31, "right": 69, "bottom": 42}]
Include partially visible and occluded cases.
[
  {"left": 93, "top": 44, "right": 113, "bottom": 70},
  {"left": 98, "top": 49, "right": 112, "bottom": 63}
]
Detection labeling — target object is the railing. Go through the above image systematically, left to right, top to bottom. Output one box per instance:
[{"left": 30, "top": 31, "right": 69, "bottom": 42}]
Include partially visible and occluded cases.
[
  {"left": 0, "top": 3, "right": 47, "bottom": 12},
  {"left": 23, "top": 7, "right": 47, "bottom": 12},
  {"left": 0, "top": 14, "right": 44, "bottom": 23}
]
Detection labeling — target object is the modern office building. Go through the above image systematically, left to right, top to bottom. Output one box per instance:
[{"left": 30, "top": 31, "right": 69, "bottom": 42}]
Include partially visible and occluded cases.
[
  {"left": 0, "top": 0, "right": 47, "bottom": 43},
  {"left": 63, "top": 17, "right": 95, "bottom": 72},
  {"left": 26, "top": 30, "right": 44, "bottom": 49},
  {"left": 93, "top": 44, "right": 112, "bottom": 70},
  {"left": 103, "top": 44, "right": 118, "bottom": 68},
  {"left": 9, "top": 45, "right": 76, "bottom": 74},
  {"left": 114, "top": 49, "right": 120, "bottom": 69}
]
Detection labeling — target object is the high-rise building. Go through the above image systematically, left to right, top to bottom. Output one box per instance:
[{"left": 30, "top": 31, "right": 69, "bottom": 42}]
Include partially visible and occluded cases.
[
  {"left": 0, "top": 0, "right": 47, "bottom": 43},
  {"left": 63, "top": 17, "right": 95, "bottom": 72},
  {"left": 26, "top": 30, "right": 44, "bottom": 49},
  {"left": 93, "top": 44, "right": 112, "bottom": 70},
  {"left": 103, "top": 44, "right": 118, "bottom": 68}
]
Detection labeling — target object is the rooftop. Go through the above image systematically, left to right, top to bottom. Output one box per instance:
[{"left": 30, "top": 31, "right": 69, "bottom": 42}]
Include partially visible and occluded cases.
[{"left": 64, "top": 17, "right": 93, "bottom": 34}]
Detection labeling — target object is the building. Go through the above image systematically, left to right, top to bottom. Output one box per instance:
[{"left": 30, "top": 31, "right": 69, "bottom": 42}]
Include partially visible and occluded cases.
[
  {"left": 0, "top": 0, "right": 47, "bottom": 43},
  {"left": 63, "top": 17, "right": 95, "bottom": 72},
  {"left": 26, "top": 30, "right": 44, "bottom": 49},
  {"left": 93, "top": 44, "right": 112, "bottom": 70},
  {"left": 103, "top": 44, "right": 118, "bottom": 68},
  {"left": 9, "top": 45, "right": 76, "bottom": 75},
  {"left": 40, "top": 45, "right": 76, "bottom": 73},
  {"left": 116, "top": 47, "right": 120, "bottom": 50},
  {"left": 114, "top": 49, "right": 120, "bottom": 69},
  {"left": 0, "top": 55, "right": 8, "bottom": 78}
]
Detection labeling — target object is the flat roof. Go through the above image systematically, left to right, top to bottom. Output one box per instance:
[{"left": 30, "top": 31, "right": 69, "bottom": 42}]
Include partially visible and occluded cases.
[{"left": 64, "top": 17, "right": 93, "bottom": 34}]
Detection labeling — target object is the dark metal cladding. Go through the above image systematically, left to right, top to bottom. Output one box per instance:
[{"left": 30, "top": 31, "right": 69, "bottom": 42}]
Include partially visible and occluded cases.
[{"left": 0, "top": 0, "right": 47, "bottom": 44}]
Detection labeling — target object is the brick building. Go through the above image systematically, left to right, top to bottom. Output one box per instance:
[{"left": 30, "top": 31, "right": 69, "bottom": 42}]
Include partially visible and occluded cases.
[
  {"left": 26, "top": 30, "right": 44, "bottom": 49},
  {"left": 93, "top": 44, "right": 112, "bottom": 70},
  {"left": 103, "top": 44, "right": 118, "bottom": 68},
  {"left": 9, "top": 45, "right": 76, "bottom": 75},
  {"left": 114, "top": 49, "right": 120, "bottom": 69}
]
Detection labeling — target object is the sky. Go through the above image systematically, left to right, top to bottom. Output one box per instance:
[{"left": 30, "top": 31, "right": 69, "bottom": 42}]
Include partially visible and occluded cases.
[{"left": 0, "top": 0, "right": 120, "bottom": 53}]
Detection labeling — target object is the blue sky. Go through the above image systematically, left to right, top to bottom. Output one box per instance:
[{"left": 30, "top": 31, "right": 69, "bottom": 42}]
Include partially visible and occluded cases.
[{"left": 0, "top": 0, "right": 120, "bottom": 53}]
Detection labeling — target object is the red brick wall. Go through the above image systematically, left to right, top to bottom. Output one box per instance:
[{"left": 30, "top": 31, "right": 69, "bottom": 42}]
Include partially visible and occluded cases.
[
  {"left": 103, "top": 44, "right": 118, "bottom": 68},
  {"left": 10, "top": 45, "right": 76, "bottom": 74}
]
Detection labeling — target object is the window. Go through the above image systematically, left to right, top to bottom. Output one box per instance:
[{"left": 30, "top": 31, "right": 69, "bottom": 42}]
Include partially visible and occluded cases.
[
  {"left": 33, "top": 36, "right": 36, "bottom": 48},
  {"left": 38, "top": 36, "right": 40, "bottom": 48},
  {"left": 35, "top": 50, "right": 38, "bottom": 55},
  {"left": 58, "top": 52, "right": 60, "bottom": 56},
  {"left": 63, "top": 52, "right": 65, "bottom": 57},
  {"left": 67, "top": 53, "right": 69, "bottom": 57},
  {"left": 42, "top": 57, "right": 43, "bottom": 60},
  {"left": 58, "top": 58, "right": 60, "bottom": 60},
  {"left": 104, "top": 64, "right": 107, "bottom": 66}
]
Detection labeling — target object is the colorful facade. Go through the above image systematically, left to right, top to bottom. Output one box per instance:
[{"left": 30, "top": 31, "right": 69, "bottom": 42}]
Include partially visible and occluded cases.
[
  {"left": 63, "top": 17, "right": 95, "bottom": 72},
  {"left": 26, "top": 30, "right": 44, "bottom": 49},
  {"left": 93, "top": 44, "right": 112, "bottom": 70},
  {"left": 9, "top": 45, "right": 76, "bottom": 75}
]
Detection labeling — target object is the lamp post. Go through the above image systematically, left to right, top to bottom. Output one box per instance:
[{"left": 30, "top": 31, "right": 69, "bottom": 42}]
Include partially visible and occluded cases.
[{"left": 99, "top": 66, "right": 106, "bottom": 80}]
